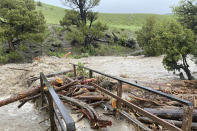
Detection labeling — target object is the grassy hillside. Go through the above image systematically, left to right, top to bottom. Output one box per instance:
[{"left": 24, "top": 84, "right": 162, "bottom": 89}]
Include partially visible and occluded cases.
[
  {"left": 36, "top": 3, "right": 174, "bottom": 31},
  {"left": 36, "top": 3, "right": 65, "bottom": 24},
  {"left": 99, "top": 13, "right": 174, "bottom": 31}
]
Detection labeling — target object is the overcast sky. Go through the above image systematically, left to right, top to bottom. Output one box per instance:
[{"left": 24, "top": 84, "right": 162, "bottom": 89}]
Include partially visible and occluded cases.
[{"left": 37, "top": 0, "right": 180, "bottom": 14}]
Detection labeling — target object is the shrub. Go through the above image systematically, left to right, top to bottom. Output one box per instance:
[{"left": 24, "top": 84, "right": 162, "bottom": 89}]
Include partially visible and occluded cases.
[
  {"left": 37, "top": 1, "right": 42, "bottom": 6},
  {"left": 136, "top": 16, "right": 163, "bottom": 56},
  {"left": 0, "top": 51, "right": 24, "bottom": 63},
  {"left": 0, "top": 55, "right": 8, "bottom": 64}
]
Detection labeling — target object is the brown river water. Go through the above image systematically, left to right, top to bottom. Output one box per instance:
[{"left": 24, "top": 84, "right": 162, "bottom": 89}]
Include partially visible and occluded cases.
[{"left": 0, "top": 56, "right": 196, "bottom": 131}]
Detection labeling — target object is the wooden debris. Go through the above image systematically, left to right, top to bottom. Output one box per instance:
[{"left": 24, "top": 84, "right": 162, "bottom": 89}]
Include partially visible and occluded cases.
[
  {"left": 62, "top": 52, "right": 71, "bottom": 58},
  {"left": 8, "top": 67, "right": 30, "bottom": 71},
  {"left": 0, "top": 80, "right": 77, "bottom": 107},
  {"left": 0, "top": 85, "right": 41, "bottom": 107},
  {"left": 18, "top": 94, "right": 41, "bottom": 108},
  {"left": 59, "top": 95, "right": 112, "bottom": 129},
  {"left": 75, "top": 95, "right": 110, "bottom": 101},
  {"left": 129, "top": 95, "right": 164, "bottom": 107},
  {"left": 89, "top": 101, "right": 105, "bottom": 108},
  {"left": 144, "top": 107, "right": 197, "bottom": 122},
  {"left": 138, "top": 117, "right": 197, "bottom": 130}
]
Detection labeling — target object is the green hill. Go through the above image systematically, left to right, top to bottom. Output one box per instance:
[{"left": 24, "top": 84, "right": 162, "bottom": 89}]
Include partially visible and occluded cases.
[
  {"left": 36, "top": 3, "right": 174, "bottom": 31},
  {"left": 36, "top": 3, "right": 65, "bottom": 24}
]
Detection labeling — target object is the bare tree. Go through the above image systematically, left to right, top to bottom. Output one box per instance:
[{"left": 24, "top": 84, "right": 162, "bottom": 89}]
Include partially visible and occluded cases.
[{"left": 62, "top": 0, "right": 100, "bottom": 24}]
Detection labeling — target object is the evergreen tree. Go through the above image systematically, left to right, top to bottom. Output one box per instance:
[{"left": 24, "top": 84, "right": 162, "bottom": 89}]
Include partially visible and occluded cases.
[{"left": 0, "top": 0, "right": 46, "bottom": 51}]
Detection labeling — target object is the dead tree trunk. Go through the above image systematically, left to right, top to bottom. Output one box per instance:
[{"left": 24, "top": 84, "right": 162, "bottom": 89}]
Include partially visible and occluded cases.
[
  {"left": 0, "top": 81, "right": 77, "bottom": 107},
  {"left": 144, "top": 108, "right": 197, "bottom": 122}
]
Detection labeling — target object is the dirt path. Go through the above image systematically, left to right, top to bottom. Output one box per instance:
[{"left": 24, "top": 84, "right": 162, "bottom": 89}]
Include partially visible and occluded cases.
[{"left": 0, "top": 55, "right": 196, "bottom": 130}]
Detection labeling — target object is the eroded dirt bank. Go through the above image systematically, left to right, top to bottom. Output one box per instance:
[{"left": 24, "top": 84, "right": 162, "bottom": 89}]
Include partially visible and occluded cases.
[{"left": 0, "top": 55, "right": 196, "bottom": 130}]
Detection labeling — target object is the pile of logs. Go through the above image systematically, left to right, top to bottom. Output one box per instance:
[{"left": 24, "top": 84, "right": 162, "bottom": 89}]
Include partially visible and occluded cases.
[{"left": 122, "top": 80, "right": 197, "bottom": 130}]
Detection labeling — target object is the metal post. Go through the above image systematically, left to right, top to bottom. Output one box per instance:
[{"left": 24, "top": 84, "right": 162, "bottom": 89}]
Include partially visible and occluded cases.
[
  {"left": 73, "top": 65, "right": 76, "bottom": 77},
  {"left": 89, "top": 70, "right": 93, "bottom": 78},
  {"left": 40, "top": 75, "right": 44, "bottom": 107},
  {"left": 117, "top": 81, "right": 122, "bottom": 109},
  {"left": 47, "top": 93, "right": 56, "bottom": 131},
  {"left": 182, "top": 106, "right": 193, "bottom": 131}
]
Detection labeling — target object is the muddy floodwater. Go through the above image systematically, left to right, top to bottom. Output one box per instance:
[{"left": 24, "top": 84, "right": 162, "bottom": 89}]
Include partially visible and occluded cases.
[
  {"left": 0, "top": 55, "right": 196, "bottom": 131},
  {"left": 71, "top": 55, "right": 197, "bottom": 83}
]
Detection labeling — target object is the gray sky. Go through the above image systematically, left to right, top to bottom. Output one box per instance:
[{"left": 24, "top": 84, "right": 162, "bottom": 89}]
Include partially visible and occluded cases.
[{"left": 37, "top": 0, "right": 180, "bottom": 14}]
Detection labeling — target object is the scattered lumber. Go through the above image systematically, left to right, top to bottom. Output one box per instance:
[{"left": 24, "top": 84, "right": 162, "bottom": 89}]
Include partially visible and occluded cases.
[
  {"left": 62, "top": 52, "right": 71, "bottom": 58},
  {"left": 8, "top": 67, "right": 30, "bottom": 71},
  {"left": 75, "top": 85, "right": 96, "bottom": 92},
  {"left": 18, "top": 94, "right": 41, "bottom": 108},
  {"left": 59, "top": 95, "right": 112, "bottom": 129},
  {"left": 75, "top": 95, "right": 110, "bottom": 101},
  {"left": 129, "top": 95, "right": 164, "bottom": 107},
  {"left": 89, "top": 101, "right": 105, "bottom": 108},
  {"left": 144, "top": 107, "right": 197, "bottom": 122}
]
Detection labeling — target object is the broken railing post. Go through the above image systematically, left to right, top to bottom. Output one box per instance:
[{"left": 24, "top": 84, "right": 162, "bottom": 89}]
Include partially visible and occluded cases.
[
  {"left": 73, "top": 65, "right": 77, "bottom": 77},
  {"left": 89, "top": 70, "right": 93, "bottom": 78},
  {"left": 40, "top": 75, "right": 44, "bottom": 107},
  {"left": 117, "top": 81, "right": 122, "bottom": 109},
  {"left": 47, "top": 92, "right": 56, "bottom": 131},
  {"left": 182, "top": 106, "right": 193, "bottom": 131}
]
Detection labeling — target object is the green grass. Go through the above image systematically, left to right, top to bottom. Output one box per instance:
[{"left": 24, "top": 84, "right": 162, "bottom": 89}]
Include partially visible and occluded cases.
[
  {"left": 36, "top": 3, "right": 174, "bottom": 31},
  {"left": 36, "top": 3, "right": 65, "bottom": 24},
  {"left": 99, "top": 13, "right": 174, "bottom": 31}
]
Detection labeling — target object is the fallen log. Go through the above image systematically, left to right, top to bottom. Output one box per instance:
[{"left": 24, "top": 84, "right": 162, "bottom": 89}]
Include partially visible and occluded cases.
[
  {"left": 8, "top": 67, "right": 30, "bottom": 71},
  {"left": 0, "top": 80, "right": 77, "bottom": 107},
  {"left": 75, "top": 85, "right": 96, "bottom": 92},
  {"left": 0, "top": 86, "right": 40, "bottom": 107},
  {"left": 72, "top": 88, "right": 89, "bottom": 96},
  {"left": 18, "top": 94, "right": 41, "bottom": 108},
  {"left": 59, "top": 95, "right": 112, "bottom": 129},
  {"left": 75, "top": 95, "right": 110, "bottom": 101},
  {"left": 129, "top": 95, "right": 164, "bottom": 107},
  {"left": 89, "top": 101, "right": 105, "bottom": 108},
  {"left": 144, "top": 107, "right": 197, "bottom": 122},
  {"left": 138, "top": 117, "right": 197, "bottom": 130}
]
